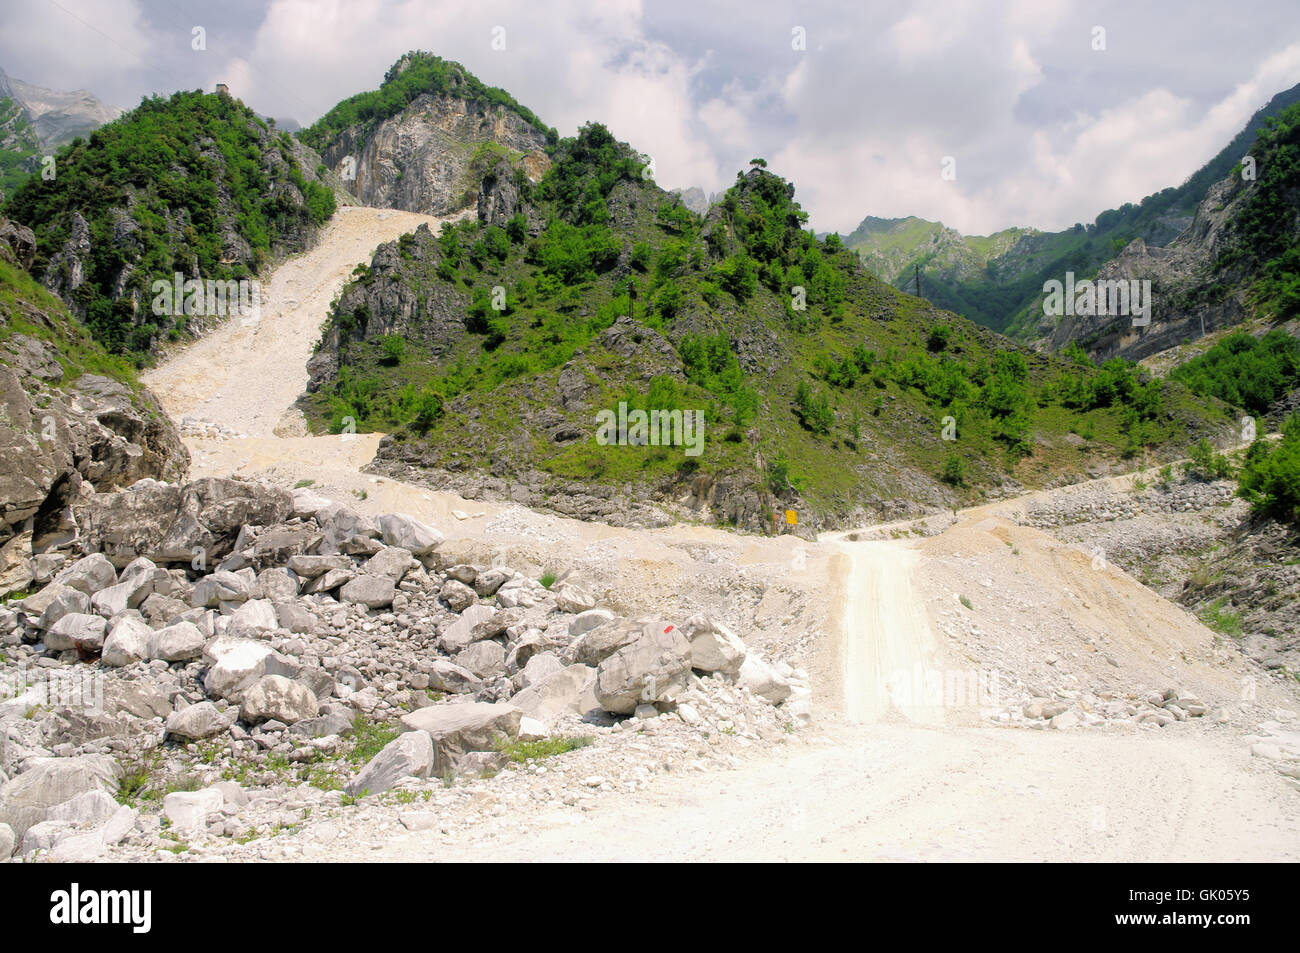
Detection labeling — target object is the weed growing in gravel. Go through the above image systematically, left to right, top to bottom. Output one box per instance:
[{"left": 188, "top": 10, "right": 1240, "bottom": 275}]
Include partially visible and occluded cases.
[
  {"left": 539, "top": 571, "right": 558, "bottom": 589},
  {"left": 959, "top": 594, "right": 973, "bottom": 609},
  {"left": 1200, "top": 597, "right": 1243, "bottom": 637},
  {"left": 347, "top": 714, "right": 401, "bottom": 764},
  {"left": 498, "top": 735, "right": 593, "bottom": 763}
]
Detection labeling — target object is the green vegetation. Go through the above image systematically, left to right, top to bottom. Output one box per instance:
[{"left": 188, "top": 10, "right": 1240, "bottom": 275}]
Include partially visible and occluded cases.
[
  {"left": 299, "top": 51, "right": 556, "bottom": 151},
  {"left": 4, "top": 90, "right": 334, "bottom": 358},
  {"left": 0, "top": 95, "right": 40, "bottom": 198},
  {"left": 1219, "top": 102, "right": 1300, "bottom": 321},
  {"left": 303, "top": 121, "right": 1227, "bottom": 524},
  {"left": 0, "top": 257, "right": 144, "bottom": 391},
  {"left": 1170, "top": 329, "right": 1300, "bottom": 416},
  {"left": 1238, "top": 415, "right": 1300, "bottom": 524},
  {"left": 1198, "top": 597, "right": 1244, "bottom": 637},
  {"left": 347, "top": 713, "right": 400, "bottom": 764},
  {"left": 498, "top": 735, "right": 594, "bottom": 763}
]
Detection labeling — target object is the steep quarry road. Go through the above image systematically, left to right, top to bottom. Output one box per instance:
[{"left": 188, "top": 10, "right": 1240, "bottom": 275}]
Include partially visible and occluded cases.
[{"left": 141, "top": 206, "right": 1300, "bottom": 862}]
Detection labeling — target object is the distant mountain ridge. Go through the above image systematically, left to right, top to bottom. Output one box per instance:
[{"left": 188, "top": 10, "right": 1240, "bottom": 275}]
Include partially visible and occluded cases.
[
  {"left": 0, "top": 67, "right": 121, "bottom": 200},
  {"left": 841, "top": 80, "right": 1300, "bottom": 343}
]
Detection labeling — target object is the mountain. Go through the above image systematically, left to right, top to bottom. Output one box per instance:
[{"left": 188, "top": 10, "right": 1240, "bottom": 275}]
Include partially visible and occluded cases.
[
  {"left": 299, "top": 51, "right": 556, "bottom": 215},
  {"left": 0, "top": 67, "right": 122, "bottom": 201},
  {"left": 842, "top": 80, "right": 1300, "bottom": 343},
  {"left": 1, "top": 89, "right": 339, "bottom": 359},
  {"left": 1042, "top": 99, "right": 1300, "bottom": 371},
  {"left": 298, "top": 113, "right": 1229, "bottom": 531}
]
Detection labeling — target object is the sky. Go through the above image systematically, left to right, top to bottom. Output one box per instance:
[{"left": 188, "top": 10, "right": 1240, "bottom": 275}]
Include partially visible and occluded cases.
[{"left": 2, "top": 0, "right": 1299, "bottom": 236}]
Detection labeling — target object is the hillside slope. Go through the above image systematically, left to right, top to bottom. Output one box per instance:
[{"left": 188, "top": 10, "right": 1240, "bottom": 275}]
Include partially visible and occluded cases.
[
  {"left": 0, "top": 67, "right": 122, "bottom": 201},
  {"left": 843, "top": 81, "right": 1300, "bottom": 343},
  {"left": 2, "top": 89, "right": 338, "bottom": 359},
  {"left": 1045, "top": 100, "right": 1300, "bottom": 366},
  {"left": 300, "top": 123, "right": 1230, "bottom": 531}
]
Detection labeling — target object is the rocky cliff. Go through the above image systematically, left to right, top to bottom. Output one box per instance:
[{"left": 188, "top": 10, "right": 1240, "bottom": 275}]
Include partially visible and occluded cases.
[
  {"left": 301, "top": 52, "right": 553, "bottom": 216},
  {"left": 1041, "top": 100, "right": 1300, "bottom": 365},
  {"left": 0, "top": 218, "right": 188, "bottom": 596}
]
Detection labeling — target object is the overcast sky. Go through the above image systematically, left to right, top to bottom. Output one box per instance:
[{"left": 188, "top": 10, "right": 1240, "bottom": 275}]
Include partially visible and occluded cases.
[{"left": 3, "top": 0, "right": 1298, "bottom": 235}]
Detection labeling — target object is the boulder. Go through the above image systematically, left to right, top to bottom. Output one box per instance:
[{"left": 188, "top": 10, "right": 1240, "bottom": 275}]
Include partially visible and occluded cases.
[
  {"left": 80, "top": 477, "right": 292, "bottom": 567},
  {"left": 290, "top": 487, "right": 331, "bottom": 519},
  {"left": 316, "top": 503, "right": 379, "bottom": 551},
  {"left": 376, "top": 513, "right": 443, "bottom": 555},
  {"left": 252, "top": 524, "right": 319, "bottom": 567},
  {"left": 361, "top": 546, "right": 414, "bottom": 583},
  {"left": 52, "top": 553, "right": 117, "bottom": 595},
  {"left": 287, "top": 554, "right": 352, "bottom": 578},
  {"left": 254, "top": 567, "right": 300, "bottom": 602},
  {"left": 302, "top": 568, "right": 353, "bottom": 594},
  {"left": 472, "top": 568, "right": 509, "bottom": 597},
  {"left": 190, "top": 570, "right": 249, "bottom": 608},
  {"left": 89, "top": 572, "right": 154, "bottom": 617},
  {"left": 340, "top": 574, "right": 395, "bottom": 609},
  {"left": 439, "top": 578, "right": 477, "bottom": 612},
  {"left": 554, "top": 583, "right": 595, "bottom": 613},
  {"left": 34, "top": 585, "right": 92, "bottom": 630},
  {"left": 139, "top": 592, "right": 189, "bottom": 627},
  {"left": 226, "top": 598, "right": 279, "bottom": 638},
  {"left": 274, "top": 601, "right": 317, "bottom": 634},
  {"left": 437, "top": 603, "right": 498, "bottom": 653},
  {"left": 569, "top": 608, "right": 616, "bottom": 635},
  {"left": 42, "top": 612, "right": 108, "bottom": 652},
  {"left": 101, "top": 615, "right": 152, "bottom": 666},
  {"left": 683, "top": 615, "right": 747, "bottom": 676},
  {"left": 569, "top": 617, "right": 658, "bottom": 666},
  {"left": 147, "top": 621, "right": 205, "bottom": 662},
  {"left": 595, "top": 624, "right": 692, "bottom": 715},
  {"left": 203, "top": 638, "right": 298, "bottom": 702},
  {"left": 455, "top": 640, "right": 506, "bottom": 679},
  {"left": 519, "top": 652, "right": 566, "bottom": 688},
  {"left": 736, "top": 654, "right": 791, "bottom": 705},
  {"left": 425, "top": 659, "right": 483, "bottom": 695},
  {"left": 510, "top": 664, "right": 598, "bottom": 725},
  {"left": 240, "top": 674, "right": 319, "bottom": 725},
  {"left": 104, "top": 679, "right": 170, "bottom": 719},
  {"left": 165, "top": 702, "right": 229, "bottom": 740},
  {"left": 399, "top": 702, "right": 522, "bottom": 775},
  {"left": 288, "top": 709, "right": 354, "bottom": 739},
  {"left": 344, "top": 730, "right": 434, "bottom": 796},
  {"left": 0, "top": 755, "right": 119, "bottom": 839},
  {"left": 162, "top": 788, "right": 223, "bottom": 833},
  {"left": 47, "top": 789, "right": 118, "bottom": 828},
  {"left": 0, "top": 822, "right": 13, "bottom": 859}
]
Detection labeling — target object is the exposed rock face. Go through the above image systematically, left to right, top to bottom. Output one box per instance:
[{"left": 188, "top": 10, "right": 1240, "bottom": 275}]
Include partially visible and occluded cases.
[
  {"left": 317, "top": 93, "right": 550, "bottom": 215},
  {"left": 1040, "top": 175, "right": 1259, "bottom": 363},
  {"left": 0, "top": 328, "right": 188, "bottom": 593},
  {"left": 77, "top": 478, "right": 292, "bottom": 568}
]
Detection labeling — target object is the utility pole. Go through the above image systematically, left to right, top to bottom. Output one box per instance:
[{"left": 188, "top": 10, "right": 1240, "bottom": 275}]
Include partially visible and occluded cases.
[{"left": 914, "top": 264, "right": 921, "bottom": 297}]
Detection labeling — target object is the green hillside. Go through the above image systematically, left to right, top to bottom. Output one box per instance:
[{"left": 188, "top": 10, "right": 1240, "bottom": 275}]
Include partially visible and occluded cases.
[
  {"left": 3, "top": 90, "right": 335, "bottom": 359},
  {"left": 303, "top": 124, "right": 1228, "bottom": 528}
]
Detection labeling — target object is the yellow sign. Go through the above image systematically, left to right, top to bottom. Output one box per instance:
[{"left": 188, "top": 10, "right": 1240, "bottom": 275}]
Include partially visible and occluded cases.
[{"left": 785, "top": 510, "right": 797, "bottom": 525}]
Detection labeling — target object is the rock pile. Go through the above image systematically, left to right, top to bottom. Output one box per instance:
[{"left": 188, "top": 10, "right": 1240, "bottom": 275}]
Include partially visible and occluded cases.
[{"left": 0, "top": 476, "right": 807, "bottom": 861}]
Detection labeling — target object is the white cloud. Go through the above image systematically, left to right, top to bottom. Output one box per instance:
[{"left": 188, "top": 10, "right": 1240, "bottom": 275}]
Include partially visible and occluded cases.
[{"left": 2, "top": 0, "right": 1297, "bottom": 236}]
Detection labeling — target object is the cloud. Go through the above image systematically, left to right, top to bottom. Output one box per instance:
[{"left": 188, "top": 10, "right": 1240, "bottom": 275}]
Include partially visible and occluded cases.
[{"left": 2, "top": 0, "right": 1297, "bottom": 236}]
